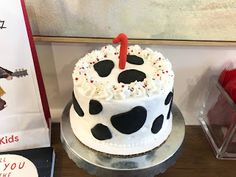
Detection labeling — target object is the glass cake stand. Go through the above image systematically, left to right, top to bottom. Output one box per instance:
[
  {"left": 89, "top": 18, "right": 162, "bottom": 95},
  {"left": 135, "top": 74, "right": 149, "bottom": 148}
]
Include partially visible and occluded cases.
[{"left": 61, "top": 102, "right": 185, "bottom": 177}]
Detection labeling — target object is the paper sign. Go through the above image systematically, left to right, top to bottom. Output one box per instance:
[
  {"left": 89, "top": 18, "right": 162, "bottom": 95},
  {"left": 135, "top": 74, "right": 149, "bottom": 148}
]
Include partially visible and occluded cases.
[{"left": 0, "top": 0, "right": 50, "bottom": 152}]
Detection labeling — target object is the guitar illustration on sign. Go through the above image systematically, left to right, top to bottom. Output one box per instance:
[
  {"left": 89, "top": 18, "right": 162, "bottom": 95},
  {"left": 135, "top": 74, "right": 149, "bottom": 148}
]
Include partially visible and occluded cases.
[
  {"left": 0, "top": 67, "right": 28, "bottom": 111},
  {"left": 12, "top": 69, "right": 28, "bottom": 78}
]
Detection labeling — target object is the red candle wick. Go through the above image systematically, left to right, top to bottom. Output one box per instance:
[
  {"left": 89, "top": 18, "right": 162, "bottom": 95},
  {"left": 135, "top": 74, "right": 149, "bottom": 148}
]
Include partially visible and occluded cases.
[{"left": 113, "top": 33, "right": 128, "bottom": 69}]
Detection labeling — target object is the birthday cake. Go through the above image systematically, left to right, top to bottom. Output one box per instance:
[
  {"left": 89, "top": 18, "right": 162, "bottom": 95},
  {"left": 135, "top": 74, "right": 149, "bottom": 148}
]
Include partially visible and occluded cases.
[{"left": 70, "top": 35, "right": 174, "bottom": 155}]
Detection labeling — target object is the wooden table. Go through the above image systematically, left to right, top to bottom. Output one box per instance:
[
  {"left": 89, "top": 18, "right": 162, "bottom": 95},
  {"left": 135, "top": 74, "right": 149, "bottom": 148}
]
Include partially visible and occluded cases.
[{"left": 52, "top": 123, "right": 236, "bottom": 177}]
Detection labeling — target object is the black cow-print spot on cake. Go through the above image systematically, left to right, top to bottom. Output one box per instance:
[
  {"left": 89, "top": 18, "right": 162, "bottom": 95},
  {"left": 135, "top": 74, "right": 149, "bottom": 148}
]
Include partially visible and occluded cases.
[
  {"left": 127, "top": 55, "right": 144, "bottom": 65},
  {"left": 94, "top": 60, "right": 114, "bottom": 77},
  {"left": 118, "top": 69, "right": 146, "bottom": 84},
  {"left": 72, "top": 92, "right": 84, "bottom": 117},
  {"left": 165, "top": 92, "right": 173, "bottom": 105},
  {"left": 89, "top": 99, "right": 103, "bottom": 115},
  {"left": 167, "top": 99, "right": 173, "bottom": 120},
  {"left": 111, "top": 106, "right": 147, "bottom": 134},
  {"left": 151, "top": 114, "right": 164, "bottom": 134},
  {"left": 91, "top": 124, "right": 112, "bottom": 140}
]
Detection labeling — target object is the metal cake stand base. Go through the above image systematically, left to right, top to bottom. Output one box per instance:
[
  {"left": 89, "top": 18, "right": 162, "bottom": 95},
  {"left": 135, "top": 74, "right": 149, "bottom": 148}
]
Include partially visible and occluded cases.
[{"left": 61, "top": 102, "right": 185, "bottom": 177}]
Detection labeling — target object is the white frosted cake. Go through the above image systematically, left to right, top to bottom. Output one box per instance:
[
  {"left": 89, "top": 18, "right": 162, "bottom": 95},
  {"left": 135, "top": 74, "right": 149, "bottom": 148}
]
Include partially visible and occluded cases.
[{"left": 70, "top": 45, "right": 174, "bottom": 155}]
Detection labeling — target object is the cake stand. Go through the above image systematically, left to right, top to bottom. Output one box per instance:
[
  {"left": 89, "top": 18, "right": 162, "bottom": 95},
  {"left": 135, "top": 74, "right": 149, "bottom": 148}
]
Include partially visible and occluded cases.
[{"left": 61, "top": 102, "right": 185, "bottom": 177}]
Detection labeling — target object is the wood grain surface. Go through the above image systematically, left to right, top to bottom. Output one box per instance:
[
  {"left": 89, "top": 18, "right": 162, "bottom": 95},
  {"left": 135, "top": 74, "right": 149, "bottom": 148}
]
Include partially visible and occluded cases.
[
  {"left": 33, "top": 36, "right": 236, "bottom": 46},
  {"left": 51, "top": 123, "right": 236, "bottom": 177}
]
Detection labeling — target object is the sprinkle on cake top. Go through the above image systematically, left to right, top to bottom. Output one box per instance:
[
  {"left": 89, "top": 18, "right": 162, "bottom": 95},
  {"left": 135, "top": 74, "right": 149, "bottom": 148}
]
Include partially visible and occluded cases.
[{"left": 73, "top": 45, "right": 174, "bottom": 100}]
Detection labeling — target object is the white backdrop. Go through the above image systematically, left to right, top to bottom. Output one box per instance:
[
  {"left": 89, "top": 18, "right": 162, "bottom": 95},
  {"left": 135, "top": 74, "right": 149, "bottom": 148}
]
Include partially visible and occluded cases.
[
  {"left": 25, "top": 0, "right": 236, "bottom": 41},
  {"left": 36, "top": 42, "right": 236, "bottom": 125}
]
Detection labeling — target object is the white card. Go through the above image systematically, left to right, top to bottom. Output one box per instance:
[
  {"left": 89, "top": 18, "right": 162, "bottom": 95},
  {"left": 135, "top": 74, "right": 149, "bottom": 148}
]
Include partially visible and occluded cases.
[{"left": 0, "top": 0, "right": 50, "bottom": 151}]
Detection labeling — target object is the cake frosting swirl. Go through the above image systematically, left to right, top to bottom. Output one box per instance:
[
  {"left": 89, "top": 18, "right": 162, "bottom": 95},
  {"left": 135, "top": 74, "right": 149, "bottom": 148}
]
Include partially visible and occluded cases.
[{"left": 73, "top": 45, "right": 174, "bottom": 100}]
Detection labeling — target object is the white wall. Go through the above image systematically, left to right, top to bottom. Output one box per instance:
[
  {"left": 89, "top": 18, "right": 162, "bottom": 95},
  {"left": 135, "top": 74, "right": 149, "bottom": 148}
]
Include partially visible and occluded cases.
[
  {"left": 26, "top": 0, "right": 236, "bottom": 41},
  {"left": 36, "top": 42, "right": 236, "bottom": 125}
]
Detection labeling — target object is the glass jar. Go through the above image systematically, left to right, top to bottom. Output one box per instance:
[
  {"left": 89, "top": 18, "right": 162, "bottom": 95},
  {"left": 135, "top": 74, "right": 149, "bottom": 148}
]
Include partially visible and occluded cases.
[{"left": 199, "top": 76, "right": 236, "bottom": 159}]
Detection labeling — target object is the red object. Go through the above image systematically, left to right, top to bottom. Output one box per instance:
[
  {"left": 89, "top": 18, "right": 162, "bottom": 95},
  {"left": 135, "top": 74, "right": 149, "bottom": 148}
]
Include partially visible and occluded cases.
[
  {"left": 20, "top": 0, "right": 51, "bottom": 126},
  {"left": 113, "top": 33, "right": 128, "bottom": 69},
  {"left": 207, "top": 68, "right": 236, "bottom": 128},
  {"left": 219, "top": 68, "right": 236, "bottom": 103},
  {"left": 219, "top": 69, "right": 236, "bottom": 87},
  {"left": 219, "top": 69, "right": 230, "bottom": 87},
  {"left": 225, "top": 80, "right": 236, "bottom": 103},
  {"left": 208, "top": 94, "right": 236, "bottom": 127}
]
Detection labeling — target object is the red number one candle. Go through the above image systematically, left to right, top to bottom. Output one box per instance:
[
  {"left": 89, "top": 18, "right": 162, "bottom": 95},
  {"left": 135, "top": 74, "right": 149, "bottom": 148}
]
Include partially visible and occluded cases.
[{"left": 113, "top": 33, "right": 128, "bottom": 69}]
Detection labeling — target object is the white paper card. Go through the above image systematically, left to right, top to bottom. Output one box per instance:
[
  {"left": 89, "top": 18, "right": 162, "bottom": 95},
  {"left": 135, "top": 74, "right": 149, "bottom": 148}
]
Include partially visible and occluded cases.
[{"left": 0, "top": 0, "right": 50, "bottom": 152}]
